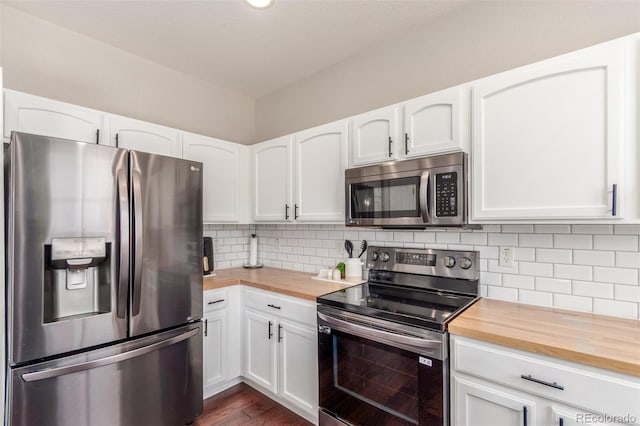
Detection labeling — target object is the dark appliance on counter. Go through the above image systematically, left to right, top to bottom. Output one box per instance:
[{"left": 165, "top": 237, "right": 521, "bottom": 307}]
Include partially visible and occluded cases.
[
  {"left": 5, "top": 132, "right": 204, "bottom": 426},
  {"left": 345, "top": 152, "right": 470, "bottom": 228},
  {"left": 203, "top": 236, "right": 215, "bottom": 275},
  {"left": 317, "top": 246, "right": 480, "bottom": 426}
]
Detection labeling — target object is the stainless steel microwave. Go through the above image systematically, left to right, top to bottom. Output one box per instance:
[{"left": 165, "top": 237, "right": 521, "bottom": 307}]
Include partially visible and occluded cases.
[{"left": 345, "top": 152, "right": 469, "bottom": 228}]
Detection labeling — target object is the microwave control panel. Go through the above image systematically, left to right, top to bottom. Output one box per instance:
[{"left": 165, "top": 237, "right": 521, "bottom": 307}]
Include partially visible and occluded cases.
[{"left": 435, "top": 172, "right": 458, "bottom": 217}]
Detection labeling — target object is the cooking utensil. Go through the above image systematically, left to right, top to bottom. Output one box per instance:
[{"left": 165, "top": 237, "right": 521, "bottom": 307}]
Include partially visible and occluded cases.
[
  {"left": 344, "top": 240, "right": 353, "bottom": 258},
  {"left": 357, "top": 240, "right": 367, "bottom": 258}
]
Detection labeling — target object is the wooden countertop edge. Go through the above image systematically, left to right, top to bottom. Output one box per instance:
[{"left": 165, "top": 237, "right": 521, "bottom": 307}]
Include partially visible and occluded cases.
[
  {"left": 203, "top": 278, "right": 323, "bottom": 302},
  {"left": 449, "top": 322, "right": 640, "bottom": 377}
]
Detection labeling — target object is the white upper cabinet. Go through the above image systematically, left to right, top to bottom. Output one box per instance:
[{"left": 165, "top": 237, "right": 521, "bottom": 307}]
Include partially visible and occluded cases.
[
  {"left": 471, "top": 41, "right": 626, "bottom": 221},
  {"left": 403, "top": 86, "right": 468, "bottom": 158},
  {"left": 4, "top": 90, "right": 103, "bottom": 144},
  {"left": 350, "top": 105, "right": 400, "bottom": 166},
  {"left": 109, "top": 115, "right": 181, "bottom": 157},
  {"left": 294, "top": 120, "right": 348, "bottom": 222},
  {"left": 183, "top": 133, "right": 247, "bottom": 223},
  {"left": 251, "top": 136, "right": 293, "bottom": 222}
]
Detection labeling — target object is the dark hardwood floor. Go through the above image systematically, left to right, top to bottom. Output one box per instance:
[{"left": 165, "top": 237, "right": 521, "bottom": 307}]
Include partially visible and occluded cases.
[{"left": 195, "top": 383, "right": 312, "bottom": 426}]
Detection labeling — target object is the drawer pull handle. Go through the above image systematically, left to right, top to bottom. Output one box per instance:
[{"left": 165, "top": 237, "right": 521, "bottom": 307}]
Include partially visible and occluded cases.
[
  {"left": 207, "top": 299, "right": 225, "bottom": 305},
  {"left": 267, "top": 304, "right": 281, "bottom": 310},
  {"left": 520, "top": 374, "right": 564, "bottom": 390}
]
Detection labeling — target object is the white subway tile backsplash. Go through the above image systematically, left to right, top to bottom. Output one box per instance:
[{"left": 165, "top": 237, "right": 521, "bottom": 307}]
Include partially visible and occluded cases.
[
  {"left": 254, "top": 223, "right": 639, "bottom": 319},
  {"left": 614, "top": 224, "right": 640, "bottom": 235},
  {"left": 535, "top": 225, "right": 571, "bottom": 234},
  {"left": 488, "top": 233, "right": 518, "bottom": 246},
  {"left": 519, "top": 233, "right": 553, "bottom": 248},
  {"left": 553, "top": 234, "right": 592, "bottom": 249},
  {"left": 594, "top": 235, "right": 638, "bottom": 251},
  {"left": 536, "top": 249, "right": 572, "bottom": 264},
  {"left": 573, "top": 250, "right": 615, "bottom": 266},
  {"left": 616, "top": 252, "right": 640, "bottom": 268},
  {"left": 519, "top": 261, "right": 553, "bottom": 278},
  {"left": 554, "top": 264, "right": 592, "bottom": 281},
  {"left": 593, "top": 266, "right": 638, "bottom": 285},
  {"left": 503, "top": 274, "right": 535, "bottom": 289},
  {"left": 536, "top": 277, "right": 572, "bottom": 294},
  {"left": 572, "top": 280, "right": 614, "bottom": 299},
  {"left": 615, "top": 285, "right": 640, "bottom": 302},
  {"left": 487, "top": 286, "right": 518, "bottom": 302},
  {"left": 518, "top": 289, "right": 553, "bottom": 307},
  {"left": 554, "top": 294, "right": 593, "bottom": 311},
  {"left": 592, "top": 298, "right": 638, "bottom": 319}
]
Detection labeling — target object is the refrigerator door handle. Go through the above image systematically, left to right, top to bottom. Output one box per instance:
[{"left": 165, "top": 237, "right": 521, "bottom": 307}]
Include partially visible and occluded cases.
[
  {"left": 132, "top": 167, "right": 144, "bottom": 316},
  {"left": 116, "top": 168, "right": 130, "bottom": 319},
  {"left": 21, "top": 328, "right": 199, "bottom": 382}
]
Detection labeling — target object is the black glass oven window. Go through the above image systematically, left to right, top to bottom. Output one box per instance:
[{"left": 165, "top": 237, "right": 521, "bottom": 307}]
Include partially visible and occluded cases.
[
  {"left": 435, "top": 172, "right": 458, "bottom": 217},
  {"left": 351, "top": 177, "right": 420, "bottom": 219},
  {"left": 333, "top": 333, "right": 419, "bottom": 424}
]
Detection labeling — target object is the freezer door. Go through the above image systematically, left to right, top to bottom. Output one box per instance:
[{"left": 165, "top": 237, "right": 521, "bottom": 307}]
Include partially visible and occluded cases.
[
  {"left": 6, "top": 132, "right": 129, "bottom": 365},
  {"left": 130, "top": 150, "right": 203, "bottom": 337},
  {"left": 8, "top": 323, "right": 203, "bottom": 426}
]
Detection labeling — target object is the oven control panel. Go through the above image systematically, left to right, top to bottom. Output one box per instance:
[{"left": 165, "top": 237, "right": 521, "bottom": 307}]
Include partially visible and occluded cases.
[
  {"left": 435, "top": 172, "right": 458, "bottom": 217},
  {"left": 367, "top": 246, "right": 479, "bottom": 280}
]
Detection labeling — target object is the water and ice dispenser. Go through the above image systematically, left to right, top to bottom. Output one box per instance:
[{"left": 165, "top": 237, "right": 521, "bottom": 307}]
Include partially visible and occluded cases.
[{"left": 43, "top": 237, "right": 112, "bottom": 322}]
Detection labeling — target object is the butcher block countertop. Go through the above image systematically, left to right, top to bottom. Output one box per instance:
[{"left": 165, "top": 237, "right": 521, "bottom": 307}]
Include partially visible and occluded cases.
[
  {"left": 203, "top": 267, "right": 355, "bottom": 301},
  {"left": 449, "top": 298, "right": 640, "bottom": 377}
]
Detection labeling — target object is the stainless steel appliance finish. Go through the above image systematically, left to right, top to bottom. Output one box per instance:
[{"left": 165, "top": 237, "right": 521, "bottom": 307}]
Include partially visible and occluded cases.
[
  {"left": 5, "top": 132, "right": 204, "bottom": 425},
  {"left": 345, "top": 152, "right": 469, "bottom": 228},
  {"left": 317, "top": 246, "right": 480, "bottom": 426},
  {"left": 8, "top": 323, "right": 202, "bottom": 426}
]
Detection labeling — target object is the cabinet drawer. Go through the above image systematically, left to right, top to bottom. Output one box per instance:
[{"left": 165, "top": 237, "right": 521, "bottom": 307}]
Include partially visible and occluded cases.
[
  {"left": 245, "top": 288, "right": 315, "bottom": 326},
  {"left": 204, "top": 289, "right": 228, "bottom": 312},
  {"left": 452, "top": 336, "right": 640, "bottom": 421}
]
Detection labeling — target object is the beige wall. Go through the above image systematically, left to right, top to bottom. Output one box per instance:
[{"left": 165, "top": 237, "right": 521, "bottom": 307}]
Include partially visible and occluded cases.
[
  {"left": 255, "top": 0, "right": 640, "bottom": 142},
  {"left": 0, "top": 6, "right": 255, "bottom": 144}
]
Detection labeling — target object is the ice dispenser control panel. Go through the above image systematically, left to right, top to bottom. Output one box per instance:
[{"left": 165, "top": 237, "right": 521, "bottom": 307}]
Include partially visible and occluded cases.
[{"left": 435, "top": 172, "right": 458, "bottom": 217}]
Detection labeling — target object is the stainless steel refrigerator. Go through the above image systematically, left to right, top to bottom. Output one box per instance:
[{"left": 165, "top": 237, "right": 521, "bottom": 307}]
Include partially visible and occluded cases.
[{"left": 4, "top": 132, "right": 204, "bottom": 426}]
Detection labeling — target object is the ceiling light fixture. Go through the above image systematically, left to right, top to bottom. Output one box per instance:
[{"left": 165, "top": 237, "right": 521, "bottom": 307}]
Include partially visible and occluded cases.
[{"left": 246, "top": 0, "right": 274, "bottom": 9}]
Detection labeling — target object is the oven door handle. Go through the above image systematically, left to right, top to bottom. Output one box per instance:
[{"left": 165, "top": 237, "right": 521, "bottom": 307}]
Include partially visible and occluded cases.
[
  {"left": 419, "top": 171, "right": 430, "bottom": 224},
  {"left": 317, "top": 311, "right": 442, "bottom": 352}
]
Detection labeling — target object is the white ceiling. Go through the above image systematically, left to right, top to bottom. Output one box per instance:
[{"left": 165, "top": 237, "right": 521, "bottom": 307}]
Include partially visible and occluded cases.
[{"left": 4, "top": 0, "right": 470, "bottom": 98}]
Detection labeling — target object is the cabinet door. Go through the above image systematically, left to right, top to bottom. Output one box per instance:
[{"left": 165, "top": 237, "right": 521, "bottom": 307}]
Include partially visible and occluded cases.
[
  {"left": 471, "top": 43, "right": 625, "bottom": 220},
  {"left": 403, "top": 86, "right": 467, "bottom": 158},
  {"left": 4, "top": 90, "right": 103, "bottom": 144},
  {"left": 350, "top": 105, "right": 400, "bottom": 166},
  {"left": 109, "top": 115, "right": 181, "bottom": 157},
  {"left": 294, "top": 120, "right": 347, "bottom": 222},
  {"left": 183, "top": 133, "right": 243, "bottom": 222},
  {"left": 252, "top": 136, "right": 293, "bottom": 222},
  {"left": 244, "top": 309, "right": 277, "bottom": 394},
  {"left": 203, "top": 310, "right": 227, "bottom": 389},
  {"left": 278, "top": 319, "right": 317, "bottom": 418},
  {"left": 453, "top": 375, "right": 536, "bottom": 426},
  {"left": 548, "top": 405, "right": 615, "bottom": 426}
]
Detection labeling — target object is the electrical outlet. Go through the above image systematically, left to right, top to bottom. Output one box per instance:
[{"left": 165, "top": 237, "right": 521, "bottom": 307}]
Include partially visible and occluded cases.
[
  {"left": 274, "top": 238, "right": 281, "bottom": 252},
  {"left": 215, "top": 239, "right": 222, "bottom": 251},
  {"left": 336, "top": 240, "right": 344, "bottom": 255},
  {"left": 499, "top": 247, "right": 515, "bottom": 267}
]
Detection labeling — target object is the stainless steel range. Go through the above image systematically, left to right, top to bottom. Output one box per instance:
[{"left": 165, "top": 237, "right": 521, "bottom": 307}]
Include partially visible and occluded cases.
[{"left": 317, "top": 246, "right": 480, "bottom": 426}]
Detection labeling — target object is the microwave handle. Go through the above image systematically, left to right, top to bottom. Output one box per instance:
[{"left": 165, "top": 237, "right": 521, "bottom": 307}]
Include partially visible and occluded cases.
[{"left": 419, "top": 171, "right": 430, "bottom": 223}]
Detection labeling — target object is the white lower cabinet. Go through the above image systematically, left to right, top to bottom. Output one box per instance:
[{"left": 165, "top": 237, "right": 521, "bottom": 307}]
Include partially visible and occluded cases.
[
  {"left": 202, "top": 286, "right": 243, "bottom": 398},
  {"left": 244, "top": 309, "right": 278, "bottom": 393},
  {"left": 451, "top": 335, "right": 640, "bottom": 426},
  {"left": 453, "top": 375, "right": 536, "bottom": 426}
]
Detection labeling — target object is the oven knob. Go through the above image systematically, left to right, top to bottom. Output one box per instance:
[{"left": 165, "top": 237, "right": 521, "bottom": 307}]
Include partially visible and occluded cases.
[
  {"left": 370, "top": 251, "right": 379, "bottom": 261},
  {"left": 380, "top": 252, "right": 391, "bottom": 262},
  {"left": 443, "top": 256, "right": 456, "bottom": 268},
  {"left": 459, "top": 257, "right": 473, "bottom": 269}
]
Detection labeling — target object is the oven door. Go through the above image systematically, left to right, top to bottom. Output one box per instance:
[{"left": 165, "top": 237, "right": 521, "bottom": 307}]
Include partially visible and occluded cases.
[
  {"left": 346, "top": 170, "right": 429, "bottom": 227},
  {"left": 317, "top": 307, "right": 447, "bottom": 426}
]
